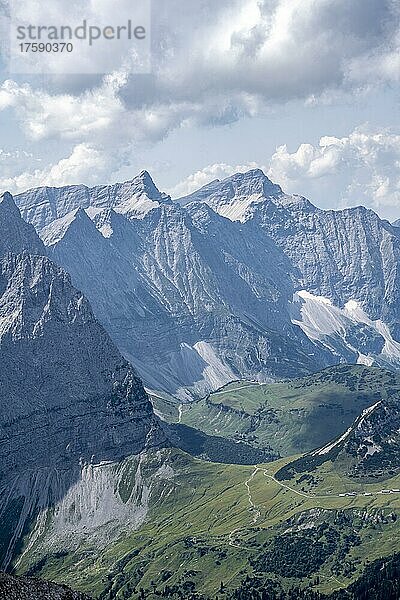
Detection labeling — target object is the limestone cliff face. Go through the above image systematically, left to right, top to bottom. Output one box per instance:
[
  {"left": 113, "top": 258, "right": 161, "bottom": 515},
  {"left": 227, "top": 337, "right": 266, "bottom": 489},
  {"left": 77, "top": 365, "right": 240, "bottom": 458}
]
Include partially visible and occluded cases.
[
  {"left": 16, "top": 168, "right": 400, "bottom": 394},
  {"left": 180, "top": 169, "right": 400, "bottom": 326},
  {"left": 15, "top": 170, "right": 168, "bottom": 231},
  {"left": 179, "top": 170, "right": 400, "bottom": 367},
  {"left": 20, "top": 180, "right": 326, "bottom": 399},
  {"left": 0, "top": 192, "right": 164, "bottom": 568},
  {"left": 0, "top": 192, "right": 45, "bottom": 257},
  {"left": 0, "top": 193, "right": 161, "bottom": 478},
  {"left": 252, "top": 198, "right": 400, "bottom": 325},
  {"left": 0, "top": 252, "right": 159, "bottom": 479}
]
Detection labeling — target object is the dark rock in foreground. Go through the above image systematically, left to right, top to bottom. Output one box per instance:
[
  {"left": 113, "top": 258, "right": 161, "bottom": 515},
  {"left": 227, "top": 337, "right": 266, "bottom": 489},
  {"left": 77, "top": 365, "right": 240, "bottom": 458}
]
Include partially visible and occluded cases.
[{"left": 0, "top": 571, "right": 91, "bottom": 600}]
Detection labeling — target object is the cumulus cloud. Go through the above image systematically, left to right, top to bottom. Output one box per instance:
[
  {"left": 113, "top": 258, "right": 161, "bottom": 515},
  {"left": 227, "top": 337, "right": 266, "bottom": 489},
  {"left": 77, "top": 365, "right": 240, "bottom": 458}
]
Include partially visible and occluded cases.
[
  {"left": 0, "top": 0, "right": 399, "bottom": 190},
  {"left": 3, "top": 0, "right": 400, "bottom": 127},
  {"left": 7, "top": 0, "right": 151, "bottom": 76},
  {"left": 136, "top": 0, "right": 399, "bottom": 112},
  {"left": 0, "top": 70, "right": 127, "bottom": 141},
  {"left": 166, "top": 125, "right": 400, "bottom": 221},
  {"left": 268, "top": 126, "right": 400, "bottom": 219},
  {"left": 0, "top": 143, "right": 111, "bottom": 193}
]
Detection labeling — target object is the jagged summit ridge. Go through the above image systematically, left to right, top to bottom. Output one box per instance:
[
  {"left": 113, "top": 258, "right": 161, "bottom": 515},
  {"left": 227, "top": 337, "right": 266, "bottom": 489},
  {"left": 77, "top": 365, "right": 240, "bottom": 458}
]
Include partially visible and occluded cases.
[
  {"left": 177, "top": 168, "right": 283, "bottom": 222},
  {"left": 176, "top": 169, "right": 400, "bottom": 343},
  {"left": 15, "top": 170, "right": 170, "bottom": 232}
]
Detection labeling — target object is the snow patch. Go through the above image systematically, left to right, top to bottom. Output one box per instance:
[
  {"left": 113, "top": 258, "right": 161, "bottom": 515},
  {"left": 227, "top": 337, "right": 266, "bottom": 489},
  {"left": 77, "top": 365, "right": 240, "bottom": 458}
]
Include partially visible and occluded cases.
[
  {"left": 213, "top": 193, "right": 265, "bottom": 222},
  {"left": 114, "top": 194, "right": 160, "bottom": 219},
  {"left": 85, "top": 206, "right": 104, "bottom": 219},
  {"left": 99, "top": 222, "right": 113, "bottom": 238},
  {"left": 291, "top": 290, "right": 400, "bottom": 365},
  {"left": 297, "top": 290, "right": 333, "bottom": 306},
  {"left": 171, "top": 341, "right": 236, "bottom": 400},
  {"left": 357, "top": 353, "right": 374, "bottom": 367},
  {"left": 315, "top": 426, "right": 354, "bottom": 456},
  {"left": 364, "top": 437, "right": 382, "bottom": 456}
]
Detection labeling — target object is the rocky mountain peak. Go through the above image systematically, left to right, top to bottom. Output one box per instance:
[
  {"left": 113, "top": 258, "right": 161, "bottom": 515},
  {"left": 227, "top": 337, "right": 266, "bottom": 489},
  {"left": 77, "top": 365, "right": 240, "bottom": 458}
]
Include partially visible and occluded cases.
[
  {"left": 136, "top": 169, "right": 163, "bottom": 199},
  {"left": 177, "top": 169, "right": 282, "bottom": 222},
  {"left": 15, "top": 171, "right": 170, "bottom": 233},
  {"left": 0, "top": 191, "right": 45, "bottom": 257},
  {"left": 0, "top": 191, "right": 19, "bottom": 213},
  {"left": 40, "top": 206, "right": 100, "bottom": 247}
]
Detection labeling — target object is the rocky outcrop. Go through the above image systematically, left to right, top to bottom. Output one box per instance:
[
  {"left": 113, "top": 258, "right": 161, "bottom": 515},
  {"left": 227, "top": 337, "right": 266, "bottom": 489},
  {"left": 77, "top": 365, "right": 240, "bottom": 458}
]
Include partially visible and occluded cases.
[
  {"left": 177, "top": 168, "right": 282, "bottom": 221},
  {"left": 0, "top": 193, "right": 164, "bottom": 568},
  {"left": 252, "top": 198, "right": 400, "bottom": 325},
  {"left": 0, "top": 252, "right": 159, "bottom": 479},
  {"left": 0, "top": 571, "right": 91, "bottom": 600}
]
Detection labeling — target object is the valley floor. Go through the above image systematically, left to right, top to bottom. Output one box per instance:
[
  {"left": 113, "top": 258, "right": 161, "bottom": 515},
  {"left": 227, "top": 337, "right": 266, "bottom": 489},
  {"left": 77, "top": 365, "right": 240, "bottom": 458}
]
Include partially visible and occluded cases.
[{"left": 11, "top": 448, "right": 400, "bottom": 600}]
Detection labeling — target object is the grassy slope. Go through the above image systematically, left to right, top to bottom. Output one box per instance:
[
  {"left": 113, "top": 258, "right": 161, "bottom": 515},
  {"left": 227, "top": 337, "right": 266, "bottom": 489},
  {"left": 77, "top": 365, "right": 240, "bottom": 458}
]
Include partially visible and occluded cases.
[
  {"left": 154, "top": 365, "right": 398, "bottom": 457},
  {"left": 12, "top": 366, "right": 400, "bottom": 599},
  {"left": 16, "top": 448, "right": 400, "bottom": 600}
]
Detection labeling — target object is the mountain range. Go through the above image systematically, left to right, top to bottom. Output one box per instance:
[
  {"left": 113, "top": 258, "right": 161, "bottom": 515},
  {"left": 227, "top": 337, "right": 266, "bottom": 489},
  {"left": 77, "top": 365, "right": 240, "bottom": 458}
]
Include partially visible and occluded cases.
[
  {"left": 14, "top": 168, "right": 400, "bottom": 399},
  {"left": 0, "top": 173, "right": 399, "bottom": 599},
  {"left": 0, "top": 189, "right": 270, "bottom": 572}
]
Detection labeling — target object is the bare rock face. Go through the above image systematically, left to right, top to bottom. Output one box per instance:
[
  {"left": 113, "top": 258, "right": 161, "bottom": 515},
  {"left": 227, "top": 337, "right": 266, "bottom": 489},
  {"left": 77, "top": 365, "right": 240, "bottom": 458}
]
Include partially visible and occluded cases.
[
  {"left": 15, "top": 168, "right": 400, "bottom": 395},
  {"left": 177, "top": 168, "right": 282, "bottom": 222},
  {"left": 179, "top": 169, "right": 400, "bottom": 325},
  {"left": 179, "top": 170, "right": 400, "bottom": 366},
  {"left": 17, "top": 175, "right": 329, "bottom": 398},
  {"left": 0, "top": 192, "right": 45, "bottom": 257},
  {"left": 0, "top": 193, "right": 165, "bottom": 569},
  {"left": 0, "top": 193, "right": 161, "bottom": 479},
  {"left": 252, "top": 197, "right": 400, "bottom": 324},
  {"left": 0, "top": 252, "right": 159, "bottom": 479}
]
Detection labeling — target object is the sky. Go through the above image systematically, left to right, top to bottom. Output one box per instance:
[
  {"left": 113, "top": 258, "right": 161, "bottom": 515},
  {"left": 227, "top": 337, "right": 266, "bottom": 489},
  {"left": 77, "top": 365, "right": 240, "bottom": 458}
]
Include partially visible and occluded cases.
[{"left": 0, "top": 0, "right": 399, "bottom": 219}]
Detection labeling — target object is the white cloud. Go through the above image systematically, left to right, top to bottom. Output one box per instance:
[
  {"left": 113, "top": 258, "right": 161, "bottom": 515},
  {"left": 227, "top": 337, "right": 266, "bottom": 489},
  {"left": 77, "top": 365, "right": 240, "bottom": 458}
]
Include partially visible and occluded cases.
[
  {"left": 0, "top": 0, "right": 399, "bottom": 192},
  {"left": 2, "top": 0, "right": 399, "bottom": 136},
  {"left": 7, "top": 0, "right": 151, "bottom": 76},
  {"left": 144, "top": 0, "right": 399, "bottom": 113},
  {"left": 0, "top": 70, "right": 126, "bottom": 141},
  {"left": 268, "top": 126, "right": 400, "bottom": 219},
  {"left": 0, "top": 143, "right": 110, "bottom": 193}
]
